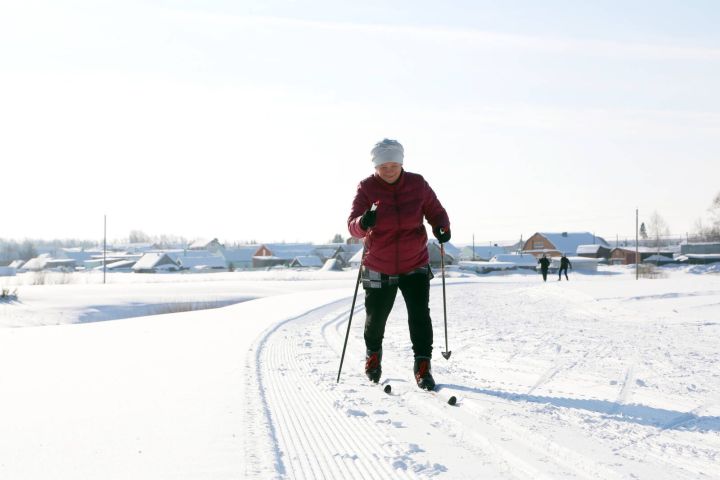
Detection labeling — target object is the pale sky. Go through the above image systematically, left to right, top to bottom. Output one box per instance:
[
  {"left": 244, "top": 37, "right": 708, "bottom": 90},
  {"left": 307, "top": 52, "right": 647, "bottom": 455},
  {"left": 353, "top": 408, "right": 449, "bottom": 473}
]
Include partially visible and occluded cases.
[{"left": 2, "top": 0, "right": 719, "bottom": 245}]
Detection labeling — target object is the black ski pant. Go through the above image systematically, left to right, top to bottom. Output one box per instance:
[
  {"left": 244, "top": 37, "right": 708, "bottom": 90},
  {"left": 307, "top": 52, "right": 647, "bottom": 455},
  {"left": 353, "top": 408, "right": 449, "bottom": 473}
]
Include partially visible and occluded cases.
[
  {"left": 559, "top": 267, "right": 569, "bottom": 280},
  {"left": 541, "top": 269, "right": 548, "bottom": 281},
  {"left": 363, "top": 271, "right": 433, "bottom": 358}
]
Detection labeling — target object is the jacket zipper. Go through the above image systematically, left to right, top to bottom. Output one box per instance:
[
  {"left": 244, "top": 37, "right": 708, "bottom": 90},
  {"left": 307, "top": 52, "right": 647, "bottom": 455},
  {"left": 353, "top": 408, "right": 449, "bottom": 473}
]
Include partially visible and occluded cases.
[{"left": 394, "top": 190, "right": 399, "bottom": 274}]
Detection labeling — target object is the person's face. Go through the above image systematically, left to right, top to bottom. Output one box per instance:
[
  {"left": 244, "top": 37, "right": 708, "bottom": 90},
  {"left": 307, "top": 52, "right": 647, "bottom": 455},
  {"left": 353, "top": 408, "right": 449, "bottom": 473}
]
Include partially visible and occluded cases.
[{"left": 376, "top": 162, "right": 402, "bottom": 183}]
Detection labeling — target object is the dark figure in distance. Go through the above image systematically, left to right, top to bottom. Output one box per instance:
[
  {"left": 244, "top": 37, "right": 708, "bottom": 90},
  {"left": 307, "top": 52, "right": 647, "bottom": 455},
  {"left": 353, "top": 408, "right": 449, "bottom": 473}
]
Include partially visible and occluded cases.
[
  {"left": 538, "top": 253, "right": 550, "bottom": 282},
  {"left": 559, "top": 254, "right": 572, "bottom": 281}
]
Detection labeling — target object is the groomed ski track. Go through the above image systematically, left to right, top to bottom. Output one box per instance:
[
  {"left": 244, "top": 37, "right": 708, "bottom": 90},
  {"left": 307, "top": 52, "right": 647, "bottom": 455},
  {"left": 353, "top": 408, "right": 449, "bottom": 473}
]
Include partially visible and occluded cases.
[{"left": 243, "top": 280, "right": 720, "bottom": 479}]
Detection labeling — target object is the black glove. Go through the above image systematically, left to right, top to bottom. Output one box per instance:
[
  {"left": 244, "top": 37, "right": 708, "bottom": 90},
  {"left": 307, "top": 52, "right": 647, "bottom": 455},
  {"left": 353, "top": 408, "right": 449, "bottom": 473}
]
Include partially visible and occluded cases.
[
  {"left": 359, "top": 208, "right": 377, "bottom": 230},
  {"left": 433, "top": 226, "right": 451, "bottom": 243}
]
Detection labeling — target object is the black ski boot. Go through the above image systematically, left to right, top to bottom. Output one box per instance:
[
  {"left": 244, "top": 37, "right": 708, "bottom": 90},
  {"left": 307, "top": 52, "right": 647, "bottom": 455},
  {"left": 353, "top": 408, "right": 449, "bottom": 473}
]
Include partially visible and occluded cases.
[
  {"left": 365, "top": 349, "right": 382, "bottom": 383},
  {"left": 414, "top": 356, "right": 436, "bottom": 391}
]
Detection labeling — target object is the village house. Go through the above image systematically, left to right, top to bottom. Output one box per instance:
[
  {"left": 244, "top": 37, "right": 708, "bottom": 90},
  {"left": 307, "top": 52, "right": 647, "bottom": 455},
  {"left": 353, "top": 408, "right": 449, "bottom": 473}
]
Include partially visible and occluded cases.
[
  {"left": 522, "top": 232, "right": 609, "bottom": 258},
  {"left": 188, "top": 238, "right": 224, "bottom": 253},
  {"left": 427, "top": 240, "right": 460, "bottom": 267},
  {"left": 253, "top": 243, "right": 317, "bottom": 268},
  {"left": 333, "top": 243, "right": 363, "bottom": 268},
  {"left": 576, "top": 244, "right": 612, "bottom": 260},
  {"left": 222, "top": 245, "right": 259, "bottom": 270},
  {"left": 609, "top": 247, "right": 667, "bottom": 265},
  {"left": 171, "top": 250, "right": 227, "bottom": 271},
  {"left": 132, "top": 253, "right": 180, "bottom": 273},
  {"left": 20, "top": 254, "right": 76, "bottom": 272},
  {"left": 289, "top": 256, "right": 324, "bottom": 268}
]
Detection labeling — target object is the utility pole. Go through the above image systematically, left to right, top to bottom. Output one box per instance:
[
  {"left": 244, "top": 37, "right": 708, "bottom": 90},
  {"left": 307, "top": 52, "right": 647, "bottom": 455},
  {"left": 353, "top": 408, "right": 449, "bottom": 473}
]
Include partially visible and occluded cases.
[
  {"left": 635, "top": 209, "right": 639, "bottom": 280},
  {"left": 103, "top": 215, "right": 107, "bottom": 285},
  {"left": 472, "top": 233, "right": 476, "bottom": 261}
]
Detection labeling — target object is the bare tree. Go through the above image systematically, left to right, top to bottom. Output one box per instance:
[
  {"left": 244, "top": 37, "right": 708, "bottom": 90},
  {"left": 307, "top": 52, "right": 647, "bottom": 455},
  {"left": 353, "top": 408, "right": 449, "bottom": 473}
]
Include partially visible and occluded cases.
[
  {"left": 692, "top": 191, "right": 720, "bottom": 241},
  {"left": 706, "top": 191, "right": 720, "bottom": 240},
  {"left": 647, "top": 211, "right": 670, "bottom": 247},
  {"left": 129, "top": 230, "right": 151, "bottom": 244}
]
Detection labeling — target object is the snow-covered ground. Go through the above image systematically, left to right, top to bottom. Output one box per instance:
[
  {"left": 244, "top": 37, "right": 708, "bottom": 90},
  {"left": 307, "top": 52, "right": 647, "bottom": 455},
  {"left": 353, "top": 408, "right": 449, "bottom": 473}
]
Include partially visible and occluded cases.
[{"left": 1, "top": 266, "right": 719, "bottom": 479}]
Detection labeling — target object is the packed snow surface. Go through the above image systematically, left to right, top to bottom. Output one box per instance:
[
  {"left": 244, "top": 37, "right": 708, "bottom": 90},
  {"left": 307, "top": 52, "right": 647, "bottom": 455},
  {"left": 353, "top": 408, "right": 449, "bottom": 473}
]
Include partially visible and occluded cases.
[{"left": 1, "top": 266, "right": 719, "bottom": 479}]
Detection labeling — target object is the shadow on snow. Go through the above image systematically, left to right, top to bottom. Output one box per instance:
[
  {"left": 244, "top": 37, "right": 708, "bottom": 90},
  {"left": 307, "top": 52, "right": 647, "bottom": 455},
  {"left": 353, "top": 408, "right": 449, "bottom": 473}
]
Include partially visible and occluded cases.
[{"left": 444, "top": 384, "right": 720, "bottom": 432}]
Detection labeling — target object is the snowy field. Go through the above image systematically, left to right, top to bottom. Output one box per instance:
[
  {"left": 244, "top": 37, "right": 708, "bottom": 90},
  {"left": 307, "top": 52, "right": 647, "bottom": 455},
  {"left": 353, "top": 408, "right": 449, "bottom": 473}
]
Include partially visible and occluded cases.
[{"left": 1, "top": 266, "right": 719, "bottom": 479}]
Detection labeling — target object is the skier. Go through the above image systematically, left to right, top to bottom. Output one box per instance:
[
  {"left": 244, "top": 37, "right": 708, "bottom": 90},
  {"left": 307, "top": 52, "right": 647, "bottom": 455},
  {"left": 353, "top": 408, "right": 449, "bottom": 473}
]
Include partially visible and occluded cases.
[
  {"left": 348, "top": 138, "right": 450, "bottom": 391},
  {"left": 537, "top": 253, "right": 550, "bottom": 282},
  {"left": 559, "top": 254, "right": 572, "bottom": 281}
]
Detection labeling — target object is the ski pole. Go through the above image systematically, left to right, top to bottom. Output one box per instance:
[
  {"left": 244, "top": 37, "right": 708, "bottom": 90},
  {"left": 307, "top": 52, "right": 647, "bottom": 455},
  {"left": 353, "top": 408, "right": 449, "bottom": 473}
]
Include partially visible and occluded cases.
[
  {"left": 337, "top": 202, "right": 378, "bottom": 383},
  {"left": 440, "top": 237, "right": 452, "bottom": 360},
  {"left": 336, "top": 257, "right": 362, "bottom": 383}
]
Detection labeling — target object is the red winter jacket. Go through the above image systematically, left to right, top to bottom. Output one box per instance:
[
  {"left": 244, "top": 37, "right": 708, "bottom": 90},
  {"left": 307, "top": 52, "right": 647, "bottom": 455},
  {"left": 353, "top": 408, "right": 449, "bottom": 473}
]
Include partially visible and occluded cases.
[{"left": 348, "top": 170, "right": 450, "bottom": 275}]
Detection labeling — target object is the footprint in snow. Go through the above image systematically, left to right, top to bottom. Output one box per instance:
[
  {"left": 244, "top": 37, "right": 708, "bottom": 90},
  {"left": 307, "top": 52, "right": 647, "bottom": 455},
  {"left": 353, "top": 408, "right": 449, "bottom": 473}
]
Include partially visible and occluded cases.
[{"left": 346, "top": 409, "right": 368, "bottom": 417}]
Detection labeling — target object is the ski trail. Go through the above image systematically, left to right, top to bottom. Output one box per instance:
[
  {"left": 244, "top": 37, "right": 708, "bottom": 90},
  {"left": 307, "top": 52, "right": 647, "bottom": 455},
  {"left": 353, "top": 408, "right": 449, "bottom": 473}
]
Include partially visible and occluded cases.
[
  {"left": 247, "top": 300, "right": 416, "bottom": 479},
  {"left": 610, "top": 360, "right": 638, "bottom": 415}
]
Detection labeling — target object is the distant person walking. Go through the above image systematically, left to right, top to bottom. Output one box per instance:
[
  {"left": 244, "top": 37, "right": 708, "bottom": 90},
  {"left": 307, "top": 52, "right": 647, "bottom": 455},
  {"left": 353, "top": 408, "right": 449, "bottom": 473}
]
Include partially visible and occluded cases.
[
  {"left": 348, "top": 138, "right": 450, "bottom": 391},
  {"left": 538, "top": 253, "right": 550, "bottom": 282},
  {"left": 558, "top": 254, "right": 572, "bottom": 281}
]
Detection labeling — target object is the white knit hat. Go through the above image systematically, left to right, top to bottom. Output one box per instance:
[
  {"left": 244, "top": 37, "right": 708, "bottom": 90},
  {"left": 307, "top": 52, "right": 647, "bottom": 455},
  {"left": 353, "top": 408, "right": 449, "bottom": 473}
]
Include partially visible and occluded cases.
[{"left": 371, "top": 138, "right": 404, "bottom": 167}]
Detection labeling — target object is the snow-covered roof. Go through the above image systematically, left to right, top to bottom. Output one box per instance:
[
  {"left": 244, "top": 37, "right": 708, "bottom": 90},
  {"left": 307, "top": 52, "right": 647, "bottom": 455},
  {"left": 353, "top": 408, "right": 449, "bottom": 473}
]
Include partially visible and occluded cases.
[
  {"left": 537, "top": 232, "right": 609, "bottom": 255},
  {"left": 189, "top": 238, "right": 222, "bottom": 250},
  {"left": 260, "top": 243, "right": 317, "bottom": 260},
  {"left": 338, "top": 243, "right": 363, "bottom": 254},
  {"left": 576, "top": 244, "right": 608, "bottom": 254},
  {"left": 223, "top": 245, "right": 260, "bottom": 263},
  {"left": 612, "top": 246, "right": 662, "bottom": 253},
  {"left": 313, "top": 247, "right": 340, "bottom": 259},
  {"left": 348, "top": 248, "right": 364, "bottom": 265},
  {"left": 175, "top": 252, "right": 227, "bottom": 270},
  {"left": 132, "top": 253, "right": 178, "bottom": 271},
  {"left": 491, "top": 253, "right": 538, "bottom": 266},
  {"left": 21, "top": 254, "right": 53, "bottom": 271},
  {"left": 643, "top": 254, "right": 675, "bottom": 263},
  {"left": 290, "top": 256, "right": 324, "bottom": 268},
  {"left": 320, "top": 258, "right": 343, "bottom": 271},
  {"left": 8, "top": 259, "right": 25, "bottom": 269},
  {"left": 101, "top": 260, "right": 137, "bottom": 270}
]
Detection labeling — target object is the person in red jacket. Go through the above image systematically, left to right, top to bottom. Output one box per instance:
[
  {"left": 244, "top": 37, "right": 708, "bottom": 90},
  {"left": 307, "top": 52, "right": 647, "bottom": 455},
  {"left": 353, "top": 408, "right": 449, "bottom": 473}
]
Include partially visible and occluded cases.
[{"left": 348, "top": 138, "right": 450, "bottom": 390}]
